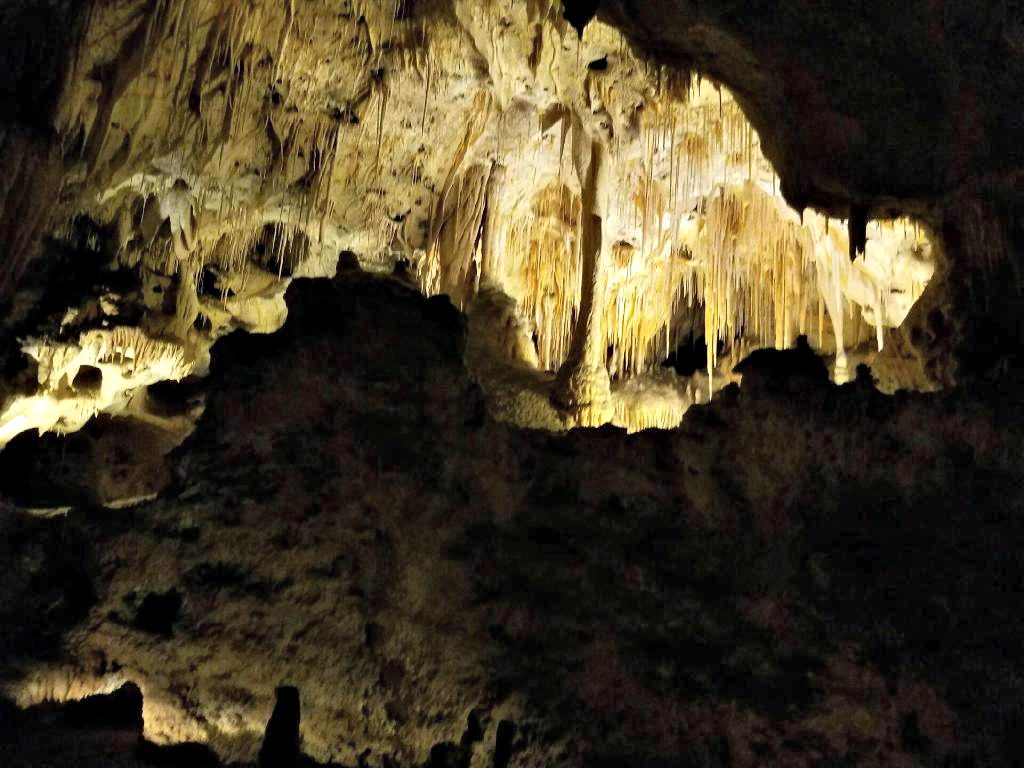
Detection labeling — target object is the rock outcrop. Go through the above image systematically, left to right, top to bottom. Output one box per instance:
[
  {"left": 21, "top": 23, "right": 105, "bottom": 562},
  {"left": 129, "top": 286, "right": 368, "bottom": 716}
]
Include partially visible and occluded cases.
[{"left": 2, "top": 271, "right": 1023, "bottom": 766}]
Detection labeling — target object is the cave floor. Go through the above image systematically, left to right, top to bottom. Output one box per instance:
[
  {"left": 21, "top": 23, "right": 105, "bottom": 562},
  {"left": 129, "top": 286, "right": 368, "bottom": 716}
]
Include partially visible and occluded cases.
[{"left": 2, "top": 273, "right": 1023, "bottom": 768}]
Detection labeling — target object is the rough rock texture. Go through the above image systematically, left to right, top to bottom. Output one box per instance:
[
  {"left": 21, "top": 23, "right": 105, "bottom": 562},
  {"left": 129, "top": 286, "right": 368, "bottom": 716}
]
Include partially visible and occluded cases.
[{"left": 3, "top": 272, "right": 1024, "bottom": 767}]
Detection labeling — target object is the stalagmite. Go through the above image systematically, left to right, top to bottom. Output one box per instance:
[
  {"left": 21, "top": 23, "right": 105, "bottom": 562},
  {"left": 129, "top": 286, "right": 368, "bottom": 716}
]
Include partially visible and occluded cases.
[{"left": 553, "top": 117, "right": 613, "bottom": 427}]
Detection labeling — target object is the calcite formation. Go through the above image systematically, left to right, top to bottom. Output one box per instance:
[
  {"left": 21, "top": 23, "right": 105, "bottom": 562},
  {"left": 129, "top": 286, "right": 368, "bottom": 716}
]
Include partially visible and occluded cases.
[
  {"left": 0, "top": 0, "right": 937, "bottom": 444},
  {"left": 0, "top": 327, "right": 193, "bottom": 446}
]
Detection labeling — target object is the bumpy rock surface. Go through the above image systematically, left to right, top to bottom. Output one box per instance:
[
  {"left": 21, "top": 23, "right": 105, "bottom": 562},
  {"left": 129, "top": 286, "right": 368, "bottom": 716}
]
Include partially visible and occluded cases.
[{"left": 3, "top": 271, "right": 1024, "bottom": 767}]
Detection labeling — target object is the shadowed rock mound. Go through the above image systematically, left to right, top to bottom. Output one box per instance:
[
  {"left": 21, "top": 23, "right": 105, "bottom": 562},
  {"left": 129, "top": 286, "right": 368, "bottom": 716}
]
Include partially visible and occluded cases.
[
  {"left": 2, "top": 272, "right": 1023, "bottom": 767},
  {"left": 733, "top": 335, "right": 830, "bottom": 391}
]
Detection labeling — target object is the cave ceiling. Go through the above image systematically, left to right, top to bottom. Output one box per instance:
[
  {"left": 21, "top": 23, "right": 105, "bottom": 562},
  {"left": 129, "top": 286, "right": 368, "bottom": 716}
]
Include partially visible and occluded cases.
[{"left": 599, "top": 0, "right": 1024, "bottom": 209}]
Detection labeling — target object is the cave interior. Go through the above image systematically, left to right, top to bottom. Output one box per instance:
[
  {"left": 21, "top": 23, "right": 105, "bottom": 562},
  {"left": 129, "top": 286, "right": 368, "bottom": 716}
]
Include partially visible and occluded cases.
[{"left": 1, "top": 1, "right": 1023, "bottom": 766}]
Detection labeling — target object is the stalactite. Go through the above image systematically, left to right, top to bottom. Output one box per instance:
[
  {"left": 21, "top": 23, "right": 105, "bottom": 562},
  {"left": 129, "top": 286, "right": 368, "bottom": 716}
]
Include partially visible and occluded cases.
[{"left": 3, "top": 0, "right": 943, "bottom": 442}]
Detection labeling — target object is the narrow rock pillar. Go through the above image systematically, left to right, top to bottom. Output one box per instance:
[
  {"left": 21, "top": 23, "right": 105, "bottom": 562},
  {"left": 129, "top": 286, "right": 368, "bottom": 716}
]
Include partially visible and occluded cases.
[{"left": 554, "top": 126, "right": 612, "bottom": 426}]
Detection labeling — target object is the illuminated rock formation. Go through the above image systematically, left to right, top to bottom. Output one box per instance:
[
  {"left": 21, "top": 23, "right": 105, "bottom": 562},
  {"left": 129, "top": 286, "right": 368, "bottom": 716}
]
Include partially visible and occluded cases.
[{"left": 0, "top": 0, "right": 944, "bottom": 442}]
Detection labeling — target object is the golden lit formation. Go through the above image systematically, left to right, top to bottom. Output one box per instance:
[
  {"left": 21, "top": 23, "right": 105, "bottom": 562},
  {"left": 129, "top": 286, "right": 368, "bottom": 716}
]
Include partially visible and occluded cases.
[{"left": 0, "top": 0, "right": 934, "bottom": 444}]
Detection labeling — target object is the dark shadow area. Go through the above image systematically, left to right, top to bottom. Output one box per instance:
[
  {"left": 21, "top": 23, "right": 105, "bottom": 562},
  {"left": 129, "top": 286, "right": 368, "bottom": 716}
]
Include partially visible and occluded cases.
[
  {"left": 0, "top": 216, "right": 140, "bottom": 349},
  {"left": 251, "top": 224, "right": 312, "bottom": 278},
  {"left": 2, "top": 272, "right": 1023, "bottom": 767},
  {"left": 661, "top": 332, "right": 711, "bottom": 377},
  {"left": 72, "top": 365, "right": 104, "bottom": 395},
  {"left": 0, "top": 429, "right": 96, "bottom": 509},
  {"left": 0, "top": 508, "right": 96, "bottom": 664},
  {"left": 0, "top": 682, "right": 343, "bottom": 767}
]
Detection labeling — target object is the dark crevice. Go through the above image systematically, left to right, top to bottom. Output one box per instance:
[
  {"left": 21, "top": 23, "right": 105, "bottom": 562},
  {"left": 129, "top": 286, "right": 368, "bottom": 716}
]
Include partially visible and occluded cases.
[
  {"left": 562, "top": 0, "right": 599, "bottom": 37},
  {"left": 661, "top": 333, "right": 712, "bottom": 377},
  {"left": 133, "top": 589, "right": 183, "bottom": 637}
]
